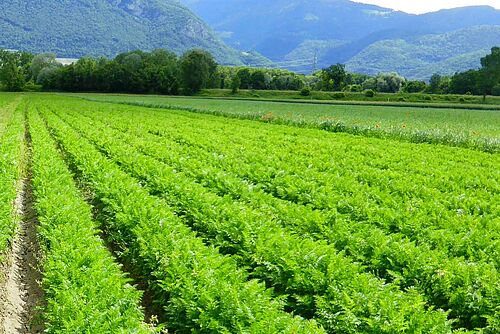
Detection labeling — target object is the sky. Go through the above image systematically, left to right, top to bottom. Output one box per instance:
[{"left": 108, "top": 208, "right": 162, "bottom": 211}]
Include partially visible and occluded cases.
[{"left": 354, "top": 0, "right": 500, "bottom": 14}]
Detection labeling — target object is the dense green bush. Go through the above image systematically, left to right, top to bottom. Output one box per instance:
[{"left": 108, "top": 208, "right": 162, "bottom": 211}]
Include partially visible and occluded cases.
[
  {"left": 492, "top": 84, "right": 500, "bottom": 96},
  {"left": 300, "top": 87, "right": 311, "bottom": 96},
  {"left": 364, "top": 89, "right": 375, "bottom": 97},
  {"left": 331, "top": 92, "right": 346, "bottom": 99}
]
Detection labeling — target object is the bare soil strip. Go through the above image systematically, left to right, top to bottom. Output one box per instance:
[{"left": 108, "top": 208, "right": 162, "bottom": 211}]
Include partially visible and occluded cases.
[{"left": 0, "top": 118, "right": 44, "bottom": 334}]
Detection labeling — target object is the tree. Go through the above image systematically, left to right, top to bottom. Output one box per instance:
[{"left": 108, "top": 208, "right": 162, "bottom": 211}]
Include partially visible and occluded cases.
[
  {"left": 478, "top": 47, "right": 500, "bottom": 98},
  {"left": 180, "top": 49, "right": 217, "bottom": 94},
  {"left": 0, "top": 50, "right": 29, "bottom": 91},
  {"left": 144, "top": 50, "right": 180, "bottom": 95},
  {"left": 31, "top": 53, "right": 59, "bottom": 81},
  {"left": 322, "top": 64, "right": 347, "bottom": 91},
  {"left": 37, "top": 66, "right": 61, "bottom": 89},
  {"left": 237, "top": 68, "right": 252, "bottom": 89},
  {"left": 250, "top": 70, "right": 267, "bottom": 90},
  {"left": 449, "top": 70, "right": 480, "bottom": 95},
  {"left": 375, "top": 73, "right": 405, "bottom": 93},
  {"left": 428, "top": 74, "right": 443, "bottom": 94},
  {"left": 231, "top": 75, "right": 241, "bottom": 94},
  {"left": 403, "top": 80, "right": 427, "bottom": 93}
]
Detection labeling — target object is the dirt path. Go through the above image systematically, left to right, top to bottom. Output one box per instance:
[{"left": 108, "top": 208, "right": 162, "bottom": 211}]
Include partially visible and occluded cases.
[{"left": 0, "top": 119, "right": 44, "bottom": 333}]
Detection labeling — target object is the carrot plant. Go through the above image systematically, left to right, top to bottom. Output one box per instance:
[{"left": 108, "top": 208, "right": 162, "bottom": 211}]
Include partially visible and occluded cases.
[
  {"left": 0, "top": 99, "right": 24, "bottom": 263},
  {"left": 38, "top": 103, "right": 325, "bottom": 334},
  {"left": 28, "top": 107, "right": 152, "bottom": 333}
]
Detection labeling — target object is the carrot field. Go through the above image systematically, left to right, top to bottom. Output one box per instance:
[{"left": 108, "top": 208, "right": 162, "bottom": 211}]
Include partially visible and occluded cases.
[{"left": 0, "top": 93, "right": 499, "bottom": 333}]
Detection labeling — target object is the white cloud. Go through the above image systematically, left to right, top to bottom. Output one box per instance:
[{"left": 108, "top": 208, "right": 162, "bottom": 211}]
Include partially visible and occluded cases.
[{"left": 353, "top": 0, "right": 500, "bottom": 14}]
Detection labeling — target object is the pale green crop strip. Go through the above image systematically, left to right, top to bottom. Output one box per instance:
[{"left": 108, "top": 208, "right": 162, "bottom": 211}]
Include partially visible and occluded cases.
[
  {"left": 0, "top": 99, "right": 24, "bottom": 263},
  {"left": 50, "top": 102, "right": 455, "bottom": 333},
  {"left": 37, "top": 103, "right": 325, "bottom": 333},
  {"left": 28, "top": 105, "right": 152, "bottom": 333},
  {"left": 74, "top": 106, "right": 499, "bottom": 331}
]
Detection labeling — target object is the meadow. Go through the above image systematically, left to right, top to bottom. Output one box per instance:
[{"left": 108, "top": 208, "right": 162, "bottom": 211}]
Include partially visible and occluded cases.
[{"left": 0, "top": 93, "right": 498, "bottom": 333}]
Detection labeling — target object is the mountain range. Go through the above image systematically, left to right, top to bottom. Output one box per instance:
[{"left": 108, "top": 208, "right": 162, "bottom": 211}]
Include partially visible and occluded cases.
[
  {"left": 0, "top": 0, "right": 499, "bottom": 79},
  {"left": 0, "top": 0, "right": 265, "bottom": 65},
  {"left": 181, "top": 0, "right": 500, "bottom": 79}
]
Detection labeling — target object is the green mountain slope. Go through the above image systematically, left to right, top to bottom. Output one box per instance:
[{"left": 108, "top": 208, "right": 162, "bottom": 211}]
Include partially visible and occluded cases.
[
  {"left": 0, "top": 0, "right": 255, "bottom": 65},
  {"left": 182, "top": 1, "right": 500, "bottom": 78},
  {"left": 346, "top": 26, "right": 500, "bottom": 80}
]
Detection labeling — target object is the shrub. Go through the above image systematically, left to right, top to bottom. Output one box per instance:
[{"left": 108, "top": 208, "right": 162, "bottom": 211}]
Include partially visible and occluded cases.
[
  {"left": 348, "top": 84, "right": 363, "bottom": 92},
  {"left": 492, "top": 84, "right": 500, "bottom": 96},
  {"left": 300, "top": 87, "right": 311, "bottom": 96},
  {"left": 364, "top": 89, "right": 375, "bottom": 98},
  {"left": 332, "top": 92, "right": 346, "bottom": 99}
]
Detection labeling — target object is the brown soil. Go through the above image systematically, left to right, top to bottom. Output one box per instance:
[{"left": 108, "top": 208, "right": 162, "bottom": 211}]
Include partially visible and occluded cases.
[{"left": 0, "top": 121, "right": 44, "bottom": 333}]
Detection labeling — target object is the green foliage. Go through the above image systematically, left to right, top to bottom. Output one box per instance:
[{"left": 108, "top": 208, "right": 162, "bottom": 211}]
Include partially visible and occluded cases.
[
  {"left": 0, "top": 0, "right": 257, "bottom": 66},
  {"left": 347, "top": 26, "right": 500, "bottom": 80},
  {"left": 180, "top": 49, "right": 217, "bottom": 94},
  {"left": 0, "top": 50, "right": 33, "bottom": 91},
  {"left": 320, "top": 63, "right": 347, "bottom": 91},
  {"left": 250, "top": 70, "right": 268, "bottom": 90},
  {"left": 450, "top": 70, "right": 480, "bottom": 95},
  {"left": 374, "top": 73, "right": 406, "bottom": 93},
  {"left": 230, "top": 75, "right": 241, "bottom": 94},
  {"left": 403, "top": 80, "right": 427, "bottom": 93},
  {"left": 492, "top": 84, "right": 500, "bottom": 96},
  {"left": 300, "top": 87, "right": 311, "bottom": 96},
  {"left": 364, "top": 89, "right": 375, "bottom": 97},
  {"left": 83, "top": 93, "right": 500, "bottom": 152},
  {"left": 49, "top": 94, "right": 500, "bottom": 332},
  {"left": 38, "top": 95, "right": 323, "bottom": 333},
  {"left": 50, "top": 97, "right": 456, "bottom": 333},
  {"left": 0, "top": 98, "right": 23, "bottom": 260},
  {"left": 28, "top": 105, "right": 152, "bottom": 333}
]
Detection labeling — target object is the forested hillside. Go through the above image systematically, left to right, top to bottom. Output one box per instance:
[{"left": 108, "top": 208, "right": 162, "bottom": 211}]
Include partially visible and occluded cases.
[
  {"left": 0, "top": 0, "right": 260, "bottom": 65},
  {"left": 182, "top": 0, "right": 500, "bottom": 78},
  {"left": 347, "top": 26, "right": 500, "bottom": 80}
]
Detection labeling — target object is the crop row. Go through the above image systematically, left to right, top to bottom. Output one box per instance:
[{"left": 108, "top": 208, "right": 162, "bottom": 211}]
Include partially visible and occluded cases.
[
  {"left": 78, "top": 95, "right": 500, "bottom": 153},
  {"left": 70, "top": 98, "right": 499, "bottom": 268},
  {"left": 0, "top": 99, "right": 24, "bottom": 263},
  {"left": 43, "top": 99, "right": 458, "bottom": 333},
  {"left": 88, "top": 100, "right": 499, "bottom": 267},
  {"left": 37, "top": 102, "right": 325, "bottom": 333},
  {"left": 71, "top": 104, "right": 499, "bottom": 331},
  {"left": 28, "top": 106, "right": 152, "bottom": 332}
]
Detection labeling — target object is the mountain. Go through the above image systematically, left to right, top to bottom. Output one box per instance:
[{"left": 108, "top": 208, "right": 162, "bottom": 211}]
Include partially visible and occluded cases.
[
  {"left": 0, "top": 0, "right": 261, "bottom": 65},
  {"left": 180, "top": 0, "right": 500, "bottom": 78},
  {"left": 347, "top": 26, "right": 500, "bottom": 80}
]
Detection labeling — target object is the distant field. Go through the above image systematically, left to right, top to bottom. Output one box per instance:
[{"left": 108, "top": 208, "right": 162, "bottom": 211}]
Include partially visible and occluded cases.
[
  {"left": 196, "top": 89, "right": 500, "bottom": 106},
  {"left": 77, "top": 93, "right": 500, "bottom": 152}
]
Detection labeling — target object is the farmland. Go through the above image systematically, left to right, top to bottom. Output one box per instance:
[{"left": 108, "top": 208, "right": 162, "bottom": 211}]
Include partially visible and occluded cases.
[
  {"left": 0, "top": 93, "right": 499, "bottom": 333},
  {"left": 79, "top": 93, "right": 500, "bottom": 152}
]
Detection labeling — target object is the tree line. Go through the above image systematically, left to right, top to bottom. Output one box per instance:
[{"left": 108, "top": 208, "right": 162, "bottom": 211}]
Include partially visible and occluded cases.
[{"left": 0, "top": 47, "right": 499, "bottom": 96}]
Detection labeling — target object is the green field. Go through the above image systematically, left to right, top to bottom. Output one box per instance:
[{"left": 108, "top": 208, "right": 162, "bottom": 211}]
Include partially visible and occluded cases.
[
  {"left": 193, "top": 89, "right": 500, "bottom": 106},
  {"left": 1, "top": 93, "right": 499, "bottom": 333},
  {"left": 78, "top": 93, "right": 500, "bottom": 152}
]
